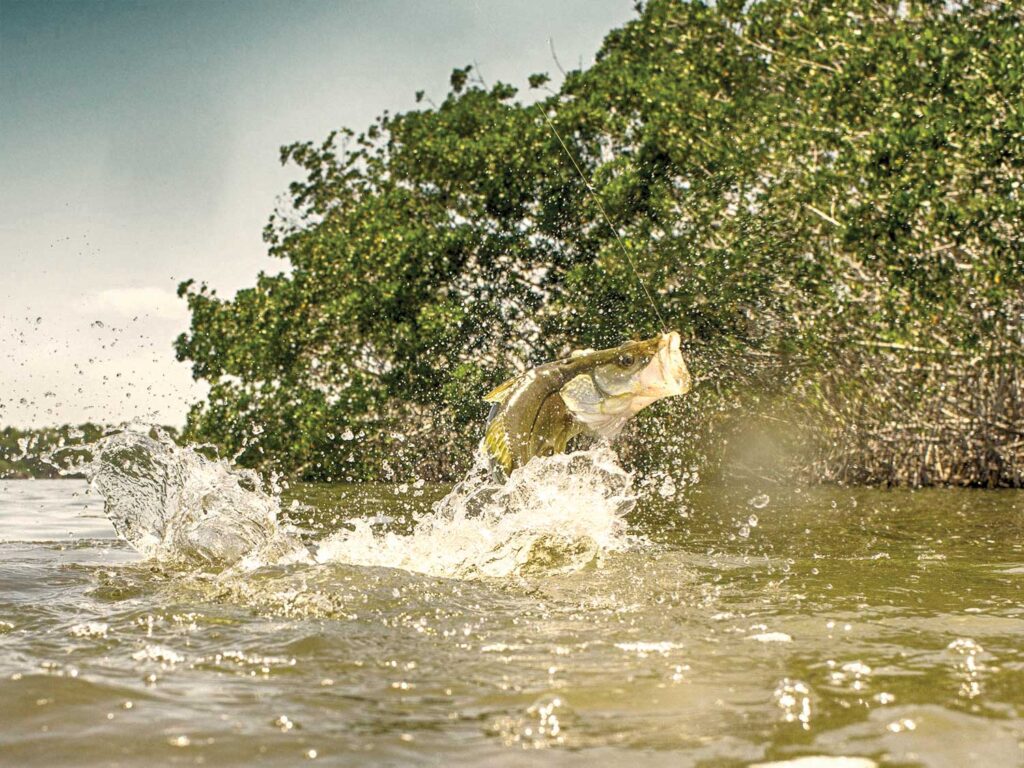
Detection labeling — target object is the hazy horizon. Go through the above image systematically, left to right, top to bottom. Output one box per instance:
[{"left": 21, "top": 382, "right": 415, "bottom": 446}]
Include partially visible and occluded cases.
[{"left": 0, "top": 0, "right": 635, "bottom": 429}]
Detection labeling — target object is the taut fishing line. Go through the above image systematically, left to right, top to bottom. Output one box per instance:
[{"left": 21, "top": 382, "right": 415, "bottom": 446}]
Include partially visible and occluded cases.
[{"left": 539, "top": 107, "right": 668, "bottom": 332}]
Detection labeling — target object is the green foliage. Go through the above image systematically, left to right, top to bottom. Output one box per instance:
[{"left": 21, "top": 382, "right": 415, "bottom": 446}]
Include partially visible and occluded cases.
[{"left": 176, "top": 0, "right": 1024, "bottom": 482}]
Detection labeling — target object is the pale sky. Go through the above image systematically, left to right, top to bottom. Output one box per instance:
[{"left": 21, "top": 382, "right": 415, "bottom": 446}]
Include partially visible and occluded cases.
[{"left": 0, "top": 0, "right": 635, "bottom": 429}]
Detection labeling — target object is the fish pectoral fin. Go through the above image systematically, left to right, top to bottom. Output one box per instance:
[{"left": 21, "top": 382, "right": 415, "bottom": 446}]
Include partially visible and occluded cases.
[
  {"left": 483, "top": 374, "right": 525, "bottom": 404},
  {"left": 526, "top": 391, "right": 576, "bottom": 463},
  {"left": 483, "top": 414, "right": 513, "bottom": 473},
  {"left": 535, "top": 430, "right": 571, "bottom": 458}
]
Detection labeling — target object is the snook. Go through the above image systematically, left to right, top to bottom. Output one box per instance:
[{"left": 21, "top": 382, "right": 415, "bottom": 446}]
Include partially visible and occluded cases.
[{"left": 482, "top": 332, "right": 691, "bottom": 474}]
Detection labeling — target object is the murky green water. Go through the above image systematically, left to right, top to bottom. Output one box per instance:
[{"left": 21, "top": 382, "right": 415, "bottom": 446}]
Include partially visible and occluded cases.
[{"left": 1, "top": 478, "right": 1022, "bottom": 766}]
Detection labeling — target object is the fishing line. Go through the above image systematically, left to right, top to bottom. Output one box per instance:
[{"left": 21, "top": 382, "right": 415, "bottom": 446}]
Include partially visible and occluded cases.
[{"left": 539, "top": 107, "right": 668, "bottom": 332}]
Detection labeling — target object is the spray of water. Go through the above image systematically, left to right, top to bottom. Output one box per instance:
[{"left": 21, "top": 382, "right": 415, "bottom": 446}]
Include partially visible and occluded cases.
[
  {"left": 73, "top": 425, "right": 309, "bottom": 568},
  {"left": 76, "top": 426, "right": 637, "bottom": 579},
  {"left": 316, "top": 444, "right": 636, "bottom": 578}
]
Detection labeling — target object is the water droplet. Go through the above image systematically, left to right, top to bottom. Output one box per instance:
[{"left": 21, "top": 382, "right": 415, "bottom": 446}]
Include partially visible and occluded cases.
[
  {"left": 658, "top": 476, "right": 677, "bottom": 498},
  {"left": 748, "top": 493, "right": 770, "bottom": 509},
  {"left": 773, "top": 678, "right": 812, "bottom": 729},
  {"left": 273, "top": 714, "right": 296, "bottom": 732},
  {"left": 886, "top": 717, "right": 916, "bottom": 733}
]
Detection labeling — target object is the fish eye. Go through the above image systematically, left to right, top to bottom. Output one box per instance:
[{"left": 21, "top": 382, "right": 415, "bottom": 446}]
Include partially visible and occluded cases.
[{"left": 617, "top": 353, "right": 635, "bottom": 368}]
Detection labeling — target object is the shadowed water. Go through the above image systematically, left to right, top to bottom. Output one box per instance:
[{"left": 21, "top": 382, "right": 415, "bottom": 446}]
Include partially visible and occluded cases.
[{"left": 1, "top": 472, "right": 1023, "bottom": 766}]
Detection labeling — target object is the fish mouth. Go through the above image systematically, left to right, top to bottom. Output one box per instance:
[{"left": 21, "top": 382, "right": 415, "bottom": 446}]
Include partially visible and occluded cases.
[
  {"left": 564, "top": 331, "right": 692, "bottom": 436},
  {"left": 638, "top": 331, "right": 690, "bottom": 398}
]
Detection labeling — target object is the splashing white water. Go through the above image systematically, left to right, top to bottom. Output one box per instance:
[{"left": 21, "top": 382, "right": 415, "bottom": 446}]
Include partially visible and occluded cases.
[
  {"left": 79, "top": 425, "right": 308, "bottom": 567},
  {"left": 79, "top": 426, "right": 636, "bottom": 579},
  {"left": 316, "top": 444, "right": 635, "bottom": 578}
]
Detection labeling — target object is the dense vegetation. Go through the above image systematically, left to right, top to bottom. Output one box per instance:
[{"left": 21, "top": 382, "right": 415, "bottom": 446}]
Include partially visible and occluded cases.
[{"left": 174, "top": 0, "right": 1023, "bottom": 487}]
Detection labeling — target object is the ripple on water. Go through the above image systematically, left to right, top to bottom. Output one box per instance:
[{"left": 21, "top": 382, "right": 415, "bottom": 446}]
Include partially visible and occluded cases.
[
  {"left": 4, "top": 455, "right": 1024, "bottom": 765},
  {"left": 490, "top": 695, "right": 575, "bottom": 749},
  {"left": 812, "top": 704, "right": 1024, "bottom": 766},
  {"left": 752, "top": 758, "right": 877, "bottom": 768}
]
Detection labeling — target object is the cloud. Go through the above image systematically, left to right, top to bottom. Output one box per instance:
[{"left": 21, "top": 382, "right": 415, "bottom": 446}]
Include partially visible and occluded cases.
[{"left": 75, "top": 286, "right": 188, "bottom": 320}]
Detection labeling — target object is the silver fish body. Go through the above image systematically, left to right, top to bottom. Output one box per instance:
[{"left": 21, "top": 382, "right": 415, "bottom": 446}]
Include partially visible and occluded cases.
[{"left": 482, "top": 332, "right": 691, "bottom": 473}]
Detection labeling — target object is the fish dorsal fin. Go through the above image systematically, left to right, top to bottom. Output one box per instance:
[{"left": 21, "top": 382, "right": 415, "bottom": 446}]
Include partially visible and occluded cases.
[
  {"left": 483, "top": 374, "right": 525, "bottom": 404},
  {"left": 483, "top": 414, "right": 513, "bottom": 473}
]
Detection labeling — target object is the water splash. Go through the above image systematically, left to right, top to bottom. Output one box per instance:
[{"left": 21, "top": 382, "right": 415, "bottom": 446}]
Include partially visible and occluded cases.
[
  {"left": 78, "top": 426, "right": 308, "bottom": 567},
  {"left": 79, "top": 426, "right": 637, "bottom": 579},
  {"left": 316, "top": 444, "right": 636, "bottom": 578}
]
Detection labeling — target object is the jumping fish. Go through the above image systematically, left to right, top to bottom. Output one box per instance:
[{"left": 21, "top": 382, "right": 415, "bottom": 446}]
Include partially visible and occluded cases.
[{"left": 482, "top": 331, "right": 690, "bottom": 473}]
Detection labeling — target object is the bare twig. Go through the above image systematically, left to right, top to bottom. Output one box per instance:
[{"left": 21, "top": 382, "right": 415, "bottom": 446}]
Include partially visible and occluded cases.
[
  {"left": 737, "top": 36, "right": 843, "bottom": 75},
  {"left": 548, "top": 37, "right": 567, "bottom": 77},
  {"left": 805, "top": 203, "right": 842, "bottom": 227}
]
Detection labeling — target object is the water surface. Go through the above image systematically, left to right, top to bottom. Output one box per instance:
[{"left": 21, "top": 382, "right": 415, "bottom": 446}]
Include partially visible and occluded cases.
[{"left": 1, "top": 478, "right": 1023, "bottom": 766}]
